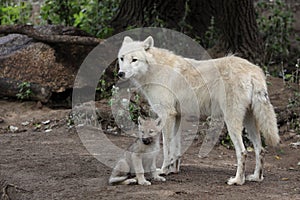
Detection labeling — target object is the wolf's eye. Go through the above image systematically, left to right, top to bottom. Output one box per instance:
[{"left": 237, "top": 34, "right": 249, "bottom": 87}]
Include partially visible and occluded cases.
[
  {"left": 120, "top": 57, "right": 124, "bottom": 61},
  {"left": 132, "top": 58, "right": 138, "bottom": 62}
]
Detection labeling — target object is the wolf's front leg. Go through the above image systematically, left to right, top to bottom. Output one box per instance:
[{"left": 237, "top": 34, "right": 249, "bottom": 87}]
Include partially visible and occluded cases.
[
  {"left": 159, "top": 115, "right": 181, "bottom": 175},
  {"left": 150, "top": 156, "right": 166, "bottom": 182}
]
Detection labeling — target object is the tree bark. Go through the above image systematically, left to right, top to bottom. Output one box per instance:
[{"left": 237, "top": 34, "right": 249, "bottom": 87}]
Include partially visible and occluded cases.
[
  {"left": 111, "top": 0, "right": 263, "bottom": 63},
  {"left": 111, "top": 0, "right": 185, "bottom": 33},
  {"left": 215, "top": 0, "right": 263, "bottom": 63}
]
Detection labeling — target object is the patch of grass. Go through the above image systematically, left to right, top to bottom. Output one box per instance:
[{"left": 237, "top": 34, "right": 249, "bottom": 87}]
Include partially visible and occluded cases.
[{"left": 16, "top": 82, "right": 32, "bottom": 100}]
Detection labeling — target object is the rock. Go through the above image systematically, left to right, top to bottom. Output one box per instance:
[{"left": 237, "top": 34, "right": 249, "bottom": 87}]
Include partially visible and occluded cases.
[
  {"left": 0, "top": 26, "right": 96, "bottom": 99},
  {"left": 0, "top": 34, "right": 32, "bottom": 56},
  {"left": 0, "top": 38, "right": 76, "bottom": 93},
  {"left": 9, "top": 125, "right": 18, "bottom": 132}
]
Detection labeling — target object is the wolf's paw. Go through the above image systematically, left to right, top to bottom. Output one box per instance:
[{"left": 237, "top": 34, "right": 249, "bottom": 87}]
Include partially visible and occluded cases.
[
  {"left": 158, "top": 161, "right": 180, "bottom": 175},
  {"left": 156, "top": 168, "right": 167, "bottom": 175},
  {"left": 246, "top": 174, "right": 264, "bottom": 182},
  {"left": 153, "top": 176, "right": 166, "bottom": 182},
  {"left": 227, "top": 177, "right": 245, "bottom": 185},
  {"left": 138, "top": 180, "right": 151, "bottom": 186}
]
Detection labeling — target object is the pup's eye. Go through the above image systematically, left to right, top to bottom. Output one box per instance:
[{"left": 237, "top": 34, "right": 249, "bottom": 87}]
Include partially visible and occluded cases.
[
  {"left": 120, "top": 57, "right": 124, "bottom": 61},
  {"left": 132, "top": 58, "right": 138, "bottom": 62},
  {"left": 149, "top": 130, "right": 154, "bottom": 133}
]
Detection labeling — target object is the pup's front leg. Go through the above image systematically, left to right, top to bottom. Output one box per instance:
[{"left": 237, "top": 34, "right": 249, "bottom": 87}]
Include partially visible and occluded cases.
[{"left": 132, "top": 154, "right": 151, "bottom": 185}]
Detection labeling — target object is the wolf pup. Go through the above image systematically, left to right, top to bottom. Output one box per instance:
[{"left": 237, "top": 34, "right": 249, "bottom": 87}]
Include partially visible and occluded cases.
[
  {"left": 117, "top": 36, "right": 280, "bottom": 185},
  {"left": 109, "top": 117, "right": 166, "bottom": 185}
]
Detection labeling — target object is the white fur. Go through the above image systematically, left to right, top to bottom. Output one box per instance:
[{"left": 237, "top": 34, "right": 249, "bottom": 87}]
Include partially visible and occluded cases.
[{"left": 118, "top": 36, "right": 280, "bottom": 185}]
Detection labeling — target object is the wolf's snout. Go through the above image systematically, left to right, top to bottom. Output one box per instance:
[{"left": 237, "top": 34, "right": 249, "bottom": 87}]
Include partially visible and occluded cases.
[
  {"left": 118, "top": 72, "right": 125, "bottom": 78},
  {"left": 142, "top": 137, "right": 152, "bottom": 145}
]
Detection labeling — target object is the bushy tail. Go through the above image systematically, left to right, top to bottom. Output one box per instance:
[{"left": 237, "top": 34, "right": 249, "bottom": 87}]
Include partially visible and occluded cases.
[
  {"left": 252, "top": 81, "right": 280, "bottom": 146},
  {"left": 108, "top": 176, "right": 128, "bottom": 185}
]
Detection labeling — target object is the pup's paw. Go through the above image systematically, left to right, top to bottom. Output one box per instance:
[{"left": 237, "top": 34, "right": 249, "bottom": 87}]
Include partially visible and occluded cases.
[
  {"left": 154, "top": 176, "right": 166, "bottom": 182},
  {"left": 123, "top": 178, "right": 137, "bottom": 185},
  {"left": 138, "top": 180, "right": 151, "bottom": 186}
]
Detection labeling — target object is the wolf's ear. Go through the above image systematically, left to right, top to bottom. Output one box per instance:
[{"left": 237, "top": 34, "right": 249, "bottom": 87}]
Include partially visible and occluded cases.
[
  {"left": 123, "top": 36, "right": 133, "bottom": 44},
  {"left": 143, "top": 36, "right": 154, "bottom": 50},
  {"left": 138, "top": 116, "right": 145, "bottom": 125}
]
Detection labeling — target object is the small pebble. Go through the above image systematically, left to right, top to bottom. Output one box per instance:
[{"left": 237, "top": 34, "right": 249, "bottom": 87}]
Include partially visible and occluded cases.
[
  {"left": 42, "top": 120, "right": 51, "bottom": 125},
  {"left": 21, "top": 121, "right": 30, "bottom": 126},
  {"left": 9, "top": 125, "right": 19, "bottom": 132}
]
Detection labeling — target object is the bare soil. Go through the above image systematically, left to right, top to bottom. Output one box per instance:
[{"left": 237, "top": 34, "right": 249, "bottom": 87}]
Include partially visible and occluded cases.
[{"left": 0, "top": 77, "right": 299, "bottom": 200}]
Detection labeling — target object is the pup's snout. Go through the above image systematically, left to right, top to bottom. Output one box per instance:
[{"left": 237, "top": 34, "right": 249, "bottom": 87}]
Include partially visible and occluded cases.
[
  {"left": 118, "top": 72, "right": 125, "bottom": 78},
  {"left": 142, "top": 137, "right": 152, "bottom": 145}
]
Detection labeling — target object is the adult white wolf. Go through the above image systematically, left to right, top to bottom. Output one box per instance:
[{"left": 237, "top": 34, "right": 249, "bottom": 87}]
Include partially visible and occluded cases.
[{"left": 117, "top": 36, "right": 280, "bottom": 185}]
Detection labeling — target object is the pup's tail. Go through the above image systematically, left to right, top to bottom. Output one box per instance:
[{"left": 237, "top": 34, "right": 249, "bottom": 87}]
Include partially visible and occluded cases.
[
  {"left": 251, "top": 79, "right": 280, "bottom": 146},
  {"left": 108, "top": 176, "right": 128, "bottom": 185}
]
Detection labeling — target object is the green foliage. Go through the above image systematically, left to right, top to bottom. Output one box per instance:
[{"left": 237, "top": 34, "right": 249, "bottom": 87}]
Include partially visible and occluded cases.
[
  {"left": 40, "top": 0, "right": 120, "bottom": 38},
  {"left": 40, "top": 0, "right": 82, "bottom": 26},
  {"left": 256, "top": 0, "right": 295, "bottom": 65},
  {"left": 0, "top": 1, "right": 32, "bottom": 25},
  {"left": 144, "top": 3, "right": 166, "bottom": 28},
  {"left": 202, "top": 16, "right": 218, "bottom": 49},
  {"left": 280, "top": 59, "right": 300, "bottom": 85},
  {"left": 96, "top": 77, "right": 113, "bottom": 99},
  {"left": 16, "top": 82, "right": 32, "bottom": 100},
  {"left": 109, "top": 86, "right": 142, "bottom": 124},
  {"left": 287, "top": 91, "right": 300, "bottom": 135},
  {"left": 128, "top": 93, "right": 141, "bottom": 122},
  {"left": 221, "top": 133, "right": 234, "bottom": 149}
]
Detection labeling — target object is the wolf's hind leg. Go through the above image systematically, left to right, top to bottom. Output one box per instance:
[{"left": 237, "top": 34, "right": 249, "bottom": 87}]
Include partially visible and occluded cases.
[
  {"left": 244, "top": 112, "right": 264, "bottom": 182},
  {"left": 225, "top": 117, "right": 247, "bottom": 185},
  {"left": 109, "top": 159, "right": 130, "bottom": 185}
]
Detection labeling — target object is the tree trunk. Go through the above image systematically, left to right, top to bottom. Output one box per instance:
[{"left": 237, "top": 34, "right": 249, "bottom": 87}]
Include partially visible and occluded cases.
[
  {"left": 111, "top": 0, "right": 263, "bottom": 63},
  {"left": 111, "top": 0, "right": 185, "bottom": 33},
  {"left": 185, "top": 0, "right": 219, "bottom": 39},
  {"left": 215, "top": 0, "right": 263, "bottom": 63}
]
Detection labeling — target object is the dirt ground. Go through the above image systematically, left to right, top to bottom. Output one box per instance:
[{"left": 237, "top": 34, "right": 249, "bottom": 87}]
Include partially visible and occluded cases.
[{"left": 0, "top": 77, "right": 300, "bottom": 200}]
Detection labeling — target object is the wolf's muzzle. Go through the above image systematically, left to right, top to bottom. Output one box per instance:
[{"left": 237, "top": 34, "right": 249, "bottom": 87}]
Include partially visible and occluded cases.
[{"left": 118, "top": 72, "right": 125, "bottom": 78}]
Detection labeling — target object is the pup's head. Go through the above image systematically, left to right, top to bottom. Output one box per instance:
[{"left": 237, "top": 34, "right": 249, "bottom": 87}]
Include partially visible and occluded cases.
[
  {"left": 118, "top": 36, "right": 154, "bottom": 80},
  {"left": 138, "top": 117, "right": 162, "bottom": 145}
]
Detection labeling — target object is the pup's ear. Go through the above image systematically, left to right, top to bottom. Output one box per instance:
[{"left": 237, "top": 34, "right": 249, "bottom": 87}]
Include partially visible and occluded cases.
[
  {"left": 123, "top": 36, "right": 133, "bottom": 44},
  {"left": 143, "top": 36, "right": 154, "bottom": 50},
  {"left": 138, "top": 116, "right": 145, "bottom": 125},
  {"left": 155, "top": 117, "right": 162, "bottom": 127}
]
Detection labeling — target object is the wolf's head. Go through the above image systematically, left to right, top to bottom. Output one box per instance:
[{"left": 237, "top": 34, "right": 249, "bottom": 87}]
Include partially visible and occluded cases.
[
  {"left": 118, "top": 36, "right": 154, "bottom": 80},
  {"left": 138, "top": 117, "right": 161, "bottom": 145}
]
